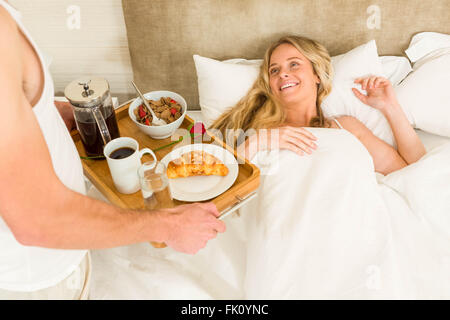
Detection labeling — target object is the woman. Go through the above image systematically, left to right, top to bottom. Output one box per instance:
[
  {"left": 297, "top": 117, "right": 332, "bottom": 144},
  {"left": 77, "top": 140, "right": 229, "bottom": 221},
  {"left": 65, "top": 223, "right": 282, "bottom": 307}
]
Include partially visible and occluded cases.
[{"left": 211, "top": 35, "right": 426, "bottom": 175}]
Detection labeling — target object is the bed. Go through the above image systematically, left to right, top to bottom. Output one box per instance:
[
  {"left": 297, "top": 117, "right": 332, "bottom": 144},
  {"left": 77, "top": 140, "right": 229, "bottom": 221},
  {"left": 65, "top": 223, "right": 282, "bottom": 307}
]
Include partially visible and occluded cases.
[{"left": 88, "top": 0, "right": 450, "bottom": 299}]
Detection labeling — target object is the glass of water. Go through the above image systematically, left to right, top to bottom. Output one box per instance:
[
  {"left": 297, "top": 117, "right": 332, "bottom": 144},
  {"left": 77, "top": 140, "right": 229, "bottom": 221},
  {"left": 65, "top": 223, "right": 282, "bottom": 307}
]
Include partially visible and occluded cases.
[{"left": 138, "top": 161, "right": 174, "bottom": 248}]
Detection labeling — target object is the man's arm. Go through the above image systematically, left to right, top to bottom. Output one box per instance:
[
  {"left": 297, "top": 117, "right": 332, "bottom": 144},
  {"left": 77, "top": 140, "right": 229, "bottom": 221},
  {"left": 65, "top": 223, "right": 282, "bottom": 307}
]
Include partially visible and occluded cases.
[{"left": 0, "top": 12, "right": 224, "bottom": 253}]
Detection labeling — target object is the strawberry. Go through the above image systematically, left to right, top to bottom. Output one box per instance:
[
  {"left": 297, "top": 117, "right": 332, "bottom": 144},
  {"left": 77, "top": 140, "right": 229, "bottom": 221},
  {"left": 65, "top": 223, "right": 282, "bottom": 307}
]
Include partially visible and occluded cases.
[{"left": 138, "top": 105, "right": 146, "bottom": 118}]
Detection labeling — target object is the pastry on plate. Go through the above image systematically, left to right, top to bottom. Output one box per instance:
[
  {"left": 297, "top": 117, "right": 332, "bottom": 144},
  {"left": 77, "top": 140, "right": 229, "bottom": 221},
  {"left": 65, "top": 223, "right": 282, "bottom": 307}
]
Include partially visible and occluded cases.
[{"left": 167, "top": 150, "right": 229, "bottom": 178}]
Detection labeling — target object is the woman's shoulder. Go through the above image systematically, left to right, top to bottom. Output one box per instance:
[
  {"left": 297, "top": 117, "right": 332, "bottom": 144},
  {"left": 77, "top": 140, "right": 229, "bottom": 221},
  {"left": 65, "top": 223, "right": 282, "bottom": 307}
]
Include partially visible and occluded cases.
[
  {"left": 334, "top": 116, "right": 373, "bottom": 139},
  {"left": 329, "top": 117, "right": 342, "bottom": 129}
]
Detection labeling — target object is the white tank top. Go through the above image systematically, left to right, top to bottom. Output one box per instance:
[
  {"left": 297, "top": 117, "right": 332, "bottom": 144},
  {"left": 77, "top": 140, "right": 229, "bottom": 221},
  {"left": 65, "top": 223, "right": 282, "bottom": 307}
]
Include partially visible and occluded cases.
[
  {"left": 0, "top": 1, "right": 88, "bottom": 292},
  {"left": 333, "top": 118, "right": 344, "bottom": 129}
]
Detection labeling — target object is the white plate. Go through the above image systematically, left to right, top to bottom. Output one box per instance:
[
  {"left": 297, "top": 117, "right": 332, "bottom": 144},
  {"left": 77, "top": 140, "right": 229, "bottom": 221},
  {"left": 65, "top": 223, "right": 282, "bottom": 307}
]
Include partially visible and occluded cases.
[{"left": 160, "top": 143, "right": 238, "bottom": 202}]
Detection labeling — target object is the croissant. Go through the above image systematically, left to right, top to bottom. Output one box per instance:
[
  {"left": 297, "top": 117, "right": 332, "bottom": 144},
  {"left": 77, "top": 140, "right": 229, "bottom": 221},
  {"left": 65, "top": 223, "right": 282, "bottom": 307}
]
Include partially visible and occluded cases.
[{"left": 167, "top": 151, "right": 229, "bottom": 179}]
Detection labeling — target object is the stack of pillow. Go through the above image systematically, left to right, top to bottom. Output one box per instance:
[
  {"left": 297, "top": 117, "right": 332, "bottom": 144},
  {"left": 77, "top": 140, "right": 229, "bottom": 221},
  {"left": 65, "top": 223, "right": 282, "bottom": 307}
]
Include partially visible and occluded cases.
[
  {"left": 193, "top": 32, "right": 450, "bottom": 146},
  {"left": 396, "top": 33, "right": 450, "bottom": 138}
]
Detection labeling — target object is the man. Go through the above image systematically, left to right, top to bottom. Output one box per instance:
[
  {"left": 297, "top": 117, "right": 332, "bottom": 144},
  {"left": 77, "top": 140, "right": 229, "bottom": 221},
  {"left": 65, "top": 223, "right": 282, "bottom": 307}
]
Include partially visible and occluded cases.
[{"left": 0, "top": 1, "right": 225, "bottom": 299}]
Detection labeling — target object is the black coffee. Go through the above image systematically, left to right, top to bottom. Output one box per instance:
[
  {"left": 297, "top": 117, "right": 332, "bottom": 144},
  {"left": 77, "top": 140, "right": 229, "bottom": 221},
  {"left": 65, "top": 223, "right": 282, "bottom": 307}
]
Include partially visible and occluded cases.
[
  {"left": 77, "top": 111, "right": 120, "bottom": 158},
  {"left": 109, "top": 147, "right": 135, "bottom": 159}
]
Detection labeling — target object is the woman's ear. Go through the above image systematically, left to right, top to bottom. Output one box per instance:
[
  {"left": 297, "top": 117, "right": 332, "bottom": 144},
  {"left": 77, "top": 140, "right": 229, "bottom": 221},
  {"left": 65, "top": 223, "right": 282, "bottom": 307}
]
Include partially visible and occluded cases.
[{"left": 315, "top": 74, "right": 321, "bottom": 85}]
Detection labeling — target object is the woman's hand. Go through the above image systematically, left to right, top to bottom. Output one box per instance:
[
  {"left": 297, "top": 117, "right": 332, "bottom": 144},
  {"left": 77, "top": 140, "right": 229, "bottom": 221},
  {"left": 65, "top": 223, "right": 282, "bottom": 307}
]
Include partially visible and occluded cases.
[
  {"left": 352, "top": 76, "right": 399, "bottom": 114},
  {"left": 239, "top": 126, "right": 318, "bottom": 160},
  {"left": 271, "top": 126, "right": 318, "bottom": 156}
]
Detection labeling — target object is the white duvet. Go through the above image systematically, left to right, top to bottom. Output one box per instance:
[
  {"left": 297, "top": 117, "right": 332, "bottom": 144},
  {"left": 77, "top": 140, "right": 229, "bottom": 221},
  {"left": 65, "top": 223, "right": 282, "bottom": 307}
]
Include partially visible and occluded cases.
[{"left": 89, "top": 129, "right": 450, "bottom": 299}]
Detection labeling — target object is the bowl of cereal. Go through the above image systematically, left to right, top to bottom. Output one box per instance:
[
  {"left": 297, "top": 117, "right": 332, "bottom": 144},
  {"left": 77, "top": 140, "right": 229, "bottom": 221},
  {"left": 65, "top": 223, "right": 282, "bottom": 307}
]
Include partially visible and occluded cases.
[{"left": 128, "top": 90, "right": 187, "bottom": 139}]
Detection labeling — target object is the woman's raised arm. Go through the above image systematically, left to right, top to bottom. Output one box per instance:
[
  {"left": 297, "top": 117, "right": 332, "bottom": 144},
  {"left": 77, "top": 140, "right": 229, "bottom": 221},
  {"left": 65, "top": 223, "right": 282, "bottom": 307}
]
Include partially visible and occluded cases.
[{"left": 352, "top": 76, "right": 426, "bottom": 164}]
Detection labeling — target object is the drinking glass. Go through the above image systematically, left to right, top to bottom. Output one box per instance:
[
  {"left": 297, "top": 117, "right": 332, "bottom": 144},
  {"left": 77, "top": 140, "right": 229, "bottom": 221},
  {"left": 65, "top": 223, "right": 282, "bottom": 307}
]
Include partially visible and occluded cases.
[{"left": 138, "top": 161, "right": 174, "bottom": 248}]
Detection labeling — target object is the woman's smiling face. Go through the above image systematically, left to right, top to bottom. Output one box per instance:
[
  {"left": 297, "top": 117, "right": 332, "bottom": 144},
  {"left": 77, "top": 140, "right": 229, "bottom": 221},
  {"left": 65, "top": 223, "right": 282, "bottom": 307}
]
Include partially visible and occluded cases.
[{"left": 268, "top": 43, "right": 320, "bottom": 107}]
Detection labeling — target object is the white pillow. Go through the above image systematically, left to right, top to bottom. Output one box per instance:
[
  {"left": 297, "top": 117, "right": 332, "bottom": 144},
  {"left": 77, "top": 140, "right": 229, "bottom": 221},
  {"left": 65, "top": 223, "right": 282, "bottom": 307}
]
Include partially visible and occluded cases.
[
  {"left": 405, "top": 32, "right": 450, "bottom": 63},
  {"left": 321, "top": 40, "right": 395, "bottom": 146},
  {"left": 194, "top": 41, "right": 408, "bottom": 147},
  {"left": 395, "top": 47, "right": 450, "bottom": 137},
  {"left": 330, "top": 53, "right": 411, "bottom": 86},
  {"left": 193, "top": 55, "right": 261, "bottom": 127},
  {"left": 379, "top": 56, "right": 412, "bottom": 86}
]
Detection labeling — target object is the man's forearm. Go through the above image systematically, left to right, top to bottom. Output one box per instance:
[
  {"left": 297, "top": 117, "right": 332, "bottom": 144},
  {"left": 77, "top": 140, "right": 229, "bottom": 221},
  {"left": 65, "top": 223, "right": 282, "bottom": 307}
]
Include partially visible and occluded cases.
[
  {"left": 383, "top": 103, "right": 426, "bottom": 164},
  {"left": 19, "top": 185, "right": 170, "bottom": 249}
]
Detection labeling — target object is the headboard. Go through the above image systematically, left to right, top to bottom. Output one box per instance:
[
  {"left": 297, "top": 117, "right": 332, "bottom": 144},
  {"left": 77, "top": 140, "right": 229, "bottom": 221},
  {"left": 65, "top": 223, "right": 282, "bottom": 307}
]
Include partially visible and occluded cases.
[{"left": 122, "top": 0, "right": 450, "bottom": 110}]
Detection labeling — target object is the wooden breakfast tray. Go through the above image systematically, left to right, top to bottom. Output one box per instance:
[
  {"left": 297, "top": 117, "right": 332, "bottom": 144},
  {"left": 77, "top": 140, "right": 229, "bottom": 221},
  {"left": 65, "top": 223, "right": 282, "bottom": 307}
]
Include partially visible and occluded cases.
[{"left": 70, "top": 100, "right": 260, "bottom": 215}]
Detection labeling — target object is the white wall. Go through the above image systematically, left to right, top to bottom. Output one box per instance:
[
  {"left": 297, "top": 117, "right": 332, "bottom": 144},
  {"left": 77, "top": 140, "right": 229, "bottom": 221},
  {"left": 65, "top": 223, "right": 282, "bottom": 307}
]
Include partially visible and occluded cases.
[{"left": 9, "top": 0, "right": 135, "bottom": 102}]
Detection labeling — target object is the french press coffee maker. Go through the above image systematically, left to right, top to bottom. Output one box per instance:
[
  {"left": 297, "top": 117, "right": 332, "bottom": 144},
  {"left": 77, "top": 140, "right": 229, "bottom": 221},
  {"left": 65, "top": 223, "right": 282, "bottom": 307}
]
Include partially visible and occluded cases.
[{"left": 65, "top": 77, "right": 120, "bottom": 158}]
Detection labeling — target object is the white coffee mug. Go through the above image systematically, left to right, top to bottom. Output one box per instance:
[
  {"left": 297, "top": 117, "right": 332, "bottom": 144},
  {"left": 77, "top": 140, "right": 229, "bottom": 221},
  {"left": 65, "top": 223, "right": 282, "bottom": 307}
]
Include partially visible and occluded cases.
[{"left": 104, "top": 137, "right": 156, "bottom": 194}]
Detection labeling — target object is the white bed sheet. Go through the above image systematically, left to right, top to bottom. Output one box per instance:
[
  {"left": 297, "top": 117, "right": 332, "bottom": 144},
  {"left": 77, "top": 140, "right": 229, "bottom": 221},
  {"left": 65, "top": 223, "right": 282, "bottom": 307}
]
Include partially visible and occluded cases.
[
  {"left": 87, "top": 122, "right": 450, "bottom": 300},
  {"left": 415, "top": 129, "right": 450, "bottom": 152}
]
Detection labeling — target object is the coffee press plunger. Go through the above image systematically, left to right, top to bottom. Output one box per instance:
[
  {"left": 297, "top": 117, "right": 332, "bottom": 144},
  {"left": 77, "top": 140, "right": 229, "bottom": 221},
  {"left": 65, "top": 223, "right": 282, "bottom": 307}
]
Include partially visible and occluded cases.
[{"left": 64, "top": 77, "right": 120, "bottom": 158}]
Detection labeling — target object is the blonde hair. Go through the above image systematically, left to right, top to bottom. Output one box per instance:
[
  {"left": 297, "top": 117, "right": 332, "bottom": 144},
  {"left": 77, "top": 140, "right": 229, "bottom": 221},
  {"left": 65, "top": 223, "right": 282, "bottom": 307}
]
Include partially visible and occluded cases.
[{"left": 210, "top": 35, "right": 334, "bottom": 143}]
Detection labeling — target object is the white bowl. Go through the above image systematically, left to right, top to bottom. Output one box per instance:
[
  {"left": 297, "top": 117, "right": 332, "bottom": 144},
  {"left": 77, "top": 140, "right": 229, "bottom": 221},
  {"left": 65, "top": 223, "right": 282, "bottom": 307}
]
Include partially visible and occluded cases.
[{"left": 128, "top": 90, "right": 187, "bottom": 139}]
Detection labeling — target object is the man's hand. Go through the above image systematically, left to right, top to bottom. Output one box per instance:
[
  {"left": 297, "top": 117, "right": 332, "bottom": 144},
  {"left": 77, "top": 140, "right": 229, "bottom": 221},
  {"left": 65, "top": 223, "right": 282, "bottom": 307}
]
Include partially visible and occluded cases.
[
  {"left": 54, "top": 100, "right": 75, "bottom": 131},
  {"left": 162, "top": 202, "right": 226, "bottom": 254}
]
